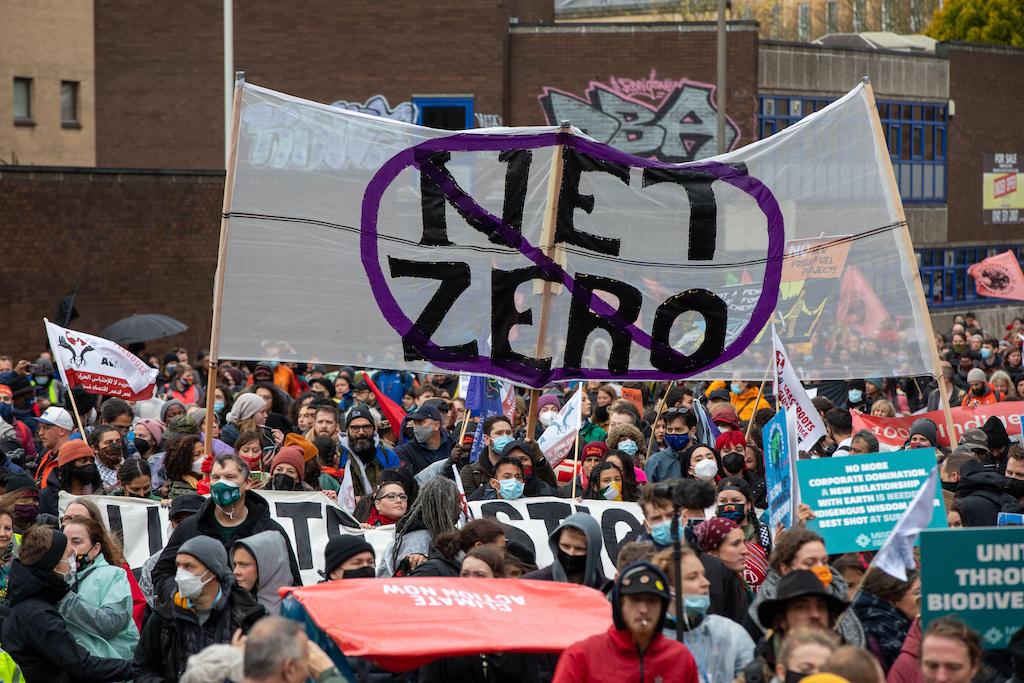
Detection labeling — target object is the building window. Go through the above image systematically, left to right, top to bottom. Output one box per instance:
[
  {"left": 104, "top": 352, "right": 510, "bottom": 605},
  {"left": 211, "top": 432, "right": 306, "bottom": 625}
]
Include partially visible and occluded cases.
[
  {"left": 826, "top": 0, "right": 838, "bottom": 33},
  {"left": 853, "top": 0, "right": 866, "bottom": 31},
  {"left": 798, "top": 3, "right": 811, "bottom": 41},
  {"left": 13, "top": 77, "right": 32, "bottom": 123},
  {"left": 61, "top": 81, "right": 79, "bottom": 126},
  {"left": 758, "top": 95, "right": 947, "bottom": 202},
  {"left": 412, "top": 96, "right": 474, "bottom": 130}
]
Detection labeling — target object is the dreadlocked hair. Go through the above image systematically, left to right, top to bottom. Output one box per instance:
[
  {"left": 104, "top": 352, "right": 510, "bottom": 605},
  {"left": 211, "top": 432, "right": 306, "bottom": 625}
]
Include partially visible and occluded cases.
[{"left": 390, "top": 476, "right": 460, "bottom": 570}]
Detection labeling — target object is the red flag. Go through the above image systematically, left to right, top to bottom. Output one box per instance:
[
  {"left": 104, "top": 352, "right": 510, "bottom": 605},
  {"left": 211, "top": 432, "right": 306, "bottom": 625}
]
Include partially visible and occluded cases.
[
  {"left": 968, "top": 250, "right": 1024, "bottom": 301},
  {"left": 836, "top": 265, "right": 889, "bottom": 337},
  {"left": 361, "top": 371, "right": 406, "bottom": 433},
  {"left": 283, "top": 578, "right": 612, "bottom": 671}
]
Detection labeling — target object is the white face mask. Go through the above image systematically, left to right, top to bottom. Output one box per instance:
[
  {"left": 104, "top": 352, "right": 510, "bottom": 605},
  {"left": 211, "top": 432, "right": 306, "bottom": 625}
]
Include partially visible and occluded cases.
[
  {"left": 538, "top": 411, "right": 557, "bottom": 428},
  {"left": 191, "top": 458, "right": 205, "bottom": 475},
  {"left": 694, "top": 458, "right": 719, "bottom": 481},
  {"left": 175, "top": 567, "right": 212, "bottom": 600}
]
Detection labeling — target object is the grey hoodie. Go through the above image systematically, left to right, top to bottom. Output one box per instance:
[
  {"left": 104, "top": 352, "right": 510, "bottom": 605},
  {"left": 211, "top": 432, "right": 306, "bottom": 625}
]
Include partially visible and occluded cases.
[
  {"left": 545, "top": 512, "right": 608, "bottom": 589},
  {"left": 233, "top": 530, "right": 294, "bottom": 614}
]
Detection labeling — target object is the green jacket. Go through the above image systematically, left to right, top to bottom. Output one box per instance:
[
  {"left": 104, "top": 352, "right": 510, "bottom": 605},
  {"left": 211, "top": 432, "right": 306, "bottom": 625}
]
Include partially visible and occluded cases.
[
  {"left": 579, "top": 421, "right": 607, "bottom": 445},
  {"left": 58, "top": 554, "right": 139, "bottom": 661}
]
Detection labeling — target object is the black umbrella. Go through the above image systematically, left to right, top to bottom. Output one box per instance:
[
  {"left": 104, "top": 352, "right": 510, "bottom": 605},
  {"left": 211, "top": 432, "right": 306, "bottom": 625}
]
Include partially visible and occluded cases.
[{"left": 101, "top": 314, "right": 188, "bottom": 345}]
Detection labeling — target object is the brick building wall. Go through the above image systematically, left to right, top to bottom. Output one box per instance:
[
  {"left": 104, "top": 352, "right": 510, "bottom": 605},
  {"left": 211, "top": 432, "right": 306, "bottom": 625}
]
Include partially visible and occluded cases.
[
  {"left": 94, "top": 0, "right": 511, "bottom": 169},
  {"left": 944, "top": 42, "right": 1024, "bottom": 244},
  {"left": 0, "top": 168, "right": 223, "bottom": 360}
]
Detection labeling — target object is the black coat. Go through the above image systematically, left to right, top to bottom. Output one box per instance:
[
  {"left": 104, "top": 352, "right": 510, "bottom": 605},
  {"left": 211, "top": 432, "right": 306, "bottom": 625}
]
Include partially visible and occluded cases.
[
  {"left": 396, "top": 431, "right": 454, "bottom": 474},
  {"left": 956, "top": 462, "right": 1018, "bottom": 527},
  {"left": 151, "top": 491, "right": 301, "bottom": 604},
  {"left": 409, "top": 545, "right": 461, "bottom": 578},
  {"left": 2, "top": 561, "right": 133, "bottom": 683},
  {"left": 132, "top": 584, "right": 265, "bottom": 682},
  {"left": 419, "top": 652, "right": 546, "bottom": 682}
]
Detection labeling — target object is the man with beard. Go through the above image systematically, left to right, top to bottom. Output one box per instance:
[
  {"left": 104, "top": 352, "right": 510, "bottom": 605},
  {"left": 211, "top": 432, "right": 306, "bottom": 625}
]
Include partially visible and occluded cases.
[{"left": 338, "top": 405, "right": 400, "bottom": 499}]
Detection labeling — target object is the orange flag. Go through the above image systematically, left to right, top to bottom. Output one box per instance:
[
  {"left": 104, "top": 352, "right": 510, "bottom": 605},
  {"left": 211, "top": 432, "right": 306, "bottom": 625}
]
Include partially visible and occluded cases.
[{"left": 968, "top": 250, "right": 1024, "bottom": 301}]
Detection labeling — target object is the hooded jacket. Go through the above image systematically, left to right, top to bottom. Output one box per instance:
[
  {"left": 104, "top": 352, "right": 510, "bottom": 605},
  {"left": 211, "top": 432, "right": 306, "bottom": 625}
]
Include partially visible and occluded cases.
[
  {"left": 396, "top": 429, "right": 454, "bottom": 474},
  {"left": 955, "top": 460, "right": 1018, "bottom": 526},
  {"left": 152, "top": 490, "right": 302, "bottom": 604},
  {"left": 522, "top": 512, "right": 610, "bottom": 591},
  {"left": 233, "top": 530, "right": 295, "bottom": 614},
  {"left": 58, "top": 553, "right": 139, "bottom": 661},
  {"left": 2, "top": 560, "right": 133, "bottom": 683},
  {"left": 745, "top": 567, "right": 864, "bottom": 647},
  {"left": 132, "top": 582, "right": 265, "bottom": 682},
  {"left": 663, "top": 613, "right": 755, "bottom": 683},
  {"left": 552, "top": 624, "right": 699, "bottom": 683}
]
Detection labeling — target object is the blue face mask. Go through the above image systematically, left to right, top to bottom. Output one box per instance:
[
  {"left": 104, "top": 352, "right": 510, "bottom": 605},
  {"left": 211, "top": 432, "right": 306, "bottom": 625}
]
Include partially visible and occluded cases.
[
  {"left": 980, "top": 348, "right": 992, "bottom": 360},
  {"left": 265, "top": 361, "right": 280, "bottom": 370},
  {"left": 730, "top": 382, "right": 742, "bottom": 395},
  {"left": 848, "top": 389, "right": 863, "bottom": 403},
  {"left": 214, "top": 401, "right": 225, "bottom": 413},
  {"left": 665, "top": 433, "right": 690, "bottom": 452},
  {"left": 491, "top": 435, "right": 514, "bottom": 455},
  {"left": 617, "top": 439, "right": 638, "bottom": 456},
  {"left": 497, "top": 478, "right": 524, "bottom": 500},
  {"left": 651, "top": 519, "right": 684, "bottom": 546},
  {"left": 683, "top": 594, "right": 711, "bottom": 616}
]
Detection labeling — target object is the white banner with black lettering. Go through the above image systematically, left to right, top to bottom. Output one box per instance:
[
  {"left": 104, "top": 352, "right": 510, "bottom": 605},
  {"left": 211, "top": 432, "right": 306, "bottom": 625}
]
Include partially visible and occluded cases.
[{"left": 58, "top": 491, "right": 394, "bottom": 586}]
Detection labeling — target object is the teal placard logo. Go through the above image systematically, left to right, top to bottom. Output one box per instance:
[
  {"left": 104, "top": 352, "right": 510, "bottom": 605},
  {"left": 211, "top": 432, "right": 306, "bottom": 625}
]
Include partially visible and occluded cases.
[{"left": 920, "top": 526, "right": 1024, "bottom": 649}]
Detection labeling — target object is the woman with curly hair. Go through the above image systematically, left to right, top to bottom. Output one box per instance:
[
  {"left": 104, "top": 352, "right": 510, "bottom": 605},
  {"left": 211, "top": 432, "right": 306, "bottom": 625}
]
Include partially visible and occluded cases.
[
  {"left": 605, "top": 423, "right": 649, "bottom": 481},
  {"left": 163, "top": 434, "right": 205, "bottom": 498}
]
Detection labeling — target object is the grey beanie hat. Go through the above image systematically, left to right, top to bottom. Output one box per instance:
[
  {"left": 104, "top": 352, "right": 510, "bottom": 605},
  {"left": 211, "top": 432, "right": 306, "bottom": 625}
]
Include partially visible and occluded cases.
[
  {"left": 967, "top": 368, "right": 987, "bottom": 384},
  {"left": 179, "top": 536, "right": 233, "bottom": 586}
]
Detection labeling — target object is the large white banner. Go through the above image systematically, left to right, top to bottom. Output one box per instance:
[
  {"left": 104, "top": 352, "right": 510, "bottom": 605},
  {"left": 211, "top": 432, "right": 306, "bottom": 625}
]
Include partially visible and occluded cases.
[
  {"left": 219, "top": 81, "right": 932, "bottom": 386},
  {"left": 62, "top": 493, "right": 645, "bottom": 582}
]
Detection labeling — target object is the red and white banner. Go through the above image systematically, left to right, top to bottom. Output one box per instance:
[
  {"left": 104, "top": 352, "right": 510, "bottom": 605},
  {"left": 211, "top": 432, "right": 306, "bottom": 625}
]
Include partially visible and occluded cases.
[
  {"left": 967, "top": 250, "right": 1024, "bottom": 301},
  {"left": 44, "top": 319, "right": 158, "bottom": 400},
  {"left": 773, "top": 326, "right": 828, "bottom": 450},
  {"left": 538, "top": 387, "right": 583, "bottom": 468},
  {"left": 851, "top": 401, "right": 1024, "bottom": 449},
  {"left": 284, "top": 578, "right": 612, "bottom": 671}
]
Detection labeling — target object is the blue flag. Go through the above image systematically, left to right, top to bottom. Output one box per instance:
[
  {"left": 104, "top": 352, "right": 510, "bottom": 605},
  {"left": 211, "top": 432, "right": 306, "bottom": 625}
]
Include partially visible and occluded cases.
[{"left": 465, "top": 376, "right": 509, "bottom": 463}]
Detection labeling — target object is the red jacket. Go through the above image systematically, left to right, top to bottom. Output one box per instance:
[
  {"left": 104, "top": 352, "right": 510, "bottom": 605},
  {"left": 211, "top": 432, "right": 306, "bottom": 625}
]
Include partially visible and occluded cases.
[
  {"left": 887, "top": 618, "right": 923, "bottom": 683},
  {"left": 553, "top": 625, "right": 699, "bottom": 683}
]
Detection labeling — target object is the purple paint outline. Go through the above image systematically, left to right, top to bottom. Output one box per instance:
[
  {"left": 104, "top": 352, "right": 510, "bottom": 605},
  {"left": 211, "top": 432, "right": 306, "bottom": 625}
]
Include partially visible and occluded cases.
[{"left": 360, "top": 131, "right": 784, "bottom": 387}]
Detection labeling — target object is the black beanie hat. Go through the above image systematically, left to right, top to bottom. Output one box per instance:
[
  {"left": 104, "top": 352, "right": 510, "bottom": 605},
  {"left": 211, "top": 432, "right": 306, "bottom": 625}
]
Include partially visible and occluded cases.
[
  {"left": 982, "top": 416, "right": 1009, "bottom": 451},
  {"left": 25, "top": 528, "right": 69, "bottom": 573},
  {"left": 324, "top": 535, "right": 374, "bottom": 576}
]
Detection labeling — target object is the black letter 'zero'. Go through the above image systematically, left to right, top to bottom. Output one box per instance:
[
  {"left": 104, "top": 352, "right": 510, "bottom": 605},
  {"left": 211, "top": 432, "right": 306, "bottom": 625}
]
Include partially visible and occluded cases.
[{"left": 387, "top": 258, "right": 478, "bottom": 362}]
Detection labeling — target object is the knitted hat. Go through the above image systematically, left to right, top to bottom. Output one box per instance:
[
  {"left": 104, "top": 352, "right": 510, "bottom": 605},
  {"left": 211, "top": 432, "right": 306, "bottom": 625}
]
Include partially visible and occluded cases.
[
  {"left": 967, "top": 368, "right": 987, "bottom": 384},
  {"left": 6, "top": 376, "right": 33, "bottom": 398},
  {"left": 865, "top": 378, "right": 884, "bottom": 391},
  {"left": 227, "top": 393, "right": 266, "bottom": 424},
  {"left": 537, "top": 394, "right": 561, "bottom": 412},
  {"left": 160, "top": 399, "right": 187, "bottom": 422},
  {"left": 345, "top": 405, "right": 376, "bottom": 430},
  {"left": 982, "top": 415, "right": 1010, "bottom": 451},
  {"left": 136, "top": 418, "right": 166, "bottom": 447},
  {"left": 908, "top": 418, "right": 938, "bottom": 447},
  {"left": 284, "top": 433, "right": 318, "bottom": 462},
  {"left": 57, "top": 439, "right": 94, "bottom": 467},
  {"left": 581, "top": 441, "right": 608, "bottom": 460},
  {"left": 271, "top": 446, "right": 306, "bottom": 475},
  {"left": 3, "top": 471, "right": 37, "bottom": 495},
  {"left": 693, "top": 517, "right": 739, "bottom": 552},
  {"left": 179, "top": 535, "right": 232, "bottom": 586},
  {"left": 323, "top": 535, "right": 374, "bottom": 576}
]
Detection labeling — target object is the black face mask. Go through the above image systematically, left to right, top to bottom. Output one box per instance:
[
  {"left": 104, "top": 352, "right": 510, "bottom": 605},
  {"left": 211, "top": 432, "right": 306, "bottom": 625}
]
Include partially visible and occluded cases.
[
  {"left": 134, "top": 438, "right": 151, "bottom": 456},
  {"left": 722, "top": 452, "right": 745, "bottom": 474},
  {"left": 74, "top": 464, "right": 98, "bottom": 482},
  {"left": 271, "top": 473, "right": 297, "bottom": 491},
  {"left": 1004, "top": 477, "right": 1024, "bottom": 500},
  {"left": 941, "top": 479, "right": 959, "bottom": 493},
  {"left": 557, "top": 549, "right": 587, "bottom": 574},
  {"left": 342, "top": 565, "right": 375, "bottom": 580},
  {"left": 785, "top": 671, "right": 808, "bottom": 683}
]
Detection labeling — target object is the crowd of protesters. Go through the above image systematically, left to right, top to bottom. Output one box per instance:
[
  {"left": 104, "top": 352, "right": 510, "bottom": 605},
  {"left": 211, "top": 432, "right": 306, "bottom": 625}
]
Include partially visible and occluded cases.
[{"left": 0, "top": 309, "right": 1020, "bottom": 682}]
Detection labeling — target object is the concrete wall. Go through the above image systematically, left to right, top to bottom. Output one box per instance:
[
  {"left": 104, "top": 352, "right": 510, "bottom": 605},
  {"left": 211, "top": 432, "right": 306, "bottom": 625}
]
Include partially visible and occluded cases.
[
  {"left": 0, "top": 0, "right": 95, "bottom": 166},
  {"left": 0, "top": 167, "right": 222, "bottom": 360}
]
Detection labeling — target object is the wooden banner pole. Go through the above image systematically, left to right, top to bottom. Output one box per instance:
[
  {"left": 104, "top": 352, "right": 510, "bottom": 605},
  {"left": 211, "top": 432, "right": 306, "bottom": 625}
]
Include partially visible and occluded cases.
[
  {"left": 204, "top": 72, "right": 245, "bottom": 458},
  {"left": 525, "top": 121, "right": 572, "bottom": 439},
  {"left": 744, "top": 358, "right": 773, "bottom": 443},
  {"left": 645, "top": 380, "right": 673, "bottom": 461},
  {"left": 65, "top": 385, "right": 88, "bottom": 438}
]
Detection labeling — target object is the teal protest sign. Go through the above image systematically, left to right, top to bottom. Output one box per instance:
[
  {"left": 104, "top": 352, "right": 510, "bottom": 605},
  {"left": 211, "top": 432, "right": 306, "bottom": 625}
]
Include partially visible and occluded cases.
[
  {"left": 763, "top": 408, "right": 797, "bottom": 529},
  {"left": 796, "top": 448, "right": 945, "bottom": 553},
  {"left": 921, "top": 526, "right": 1024, "bottom": 649}
]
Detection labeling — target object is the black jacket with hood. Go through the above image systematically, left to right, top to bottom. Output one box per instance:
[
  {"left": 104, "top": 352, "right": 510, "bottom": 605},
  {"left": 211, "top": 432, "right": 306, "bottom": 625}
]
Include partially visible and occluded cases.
[
  {"left": 397, "top": 429, "right": 454, "bottom": 474},
  {"left": 956, "top": 460, "right": 1018, "bottom": 526},
  {"left": 151, "top": 490, "right": 301, "bottom": 604},
  {"left": 522, "top": 512, "right": 611, "bottom": 592},
  {"left": 2, "top": 559, "right": 133, "bottom": 683}
]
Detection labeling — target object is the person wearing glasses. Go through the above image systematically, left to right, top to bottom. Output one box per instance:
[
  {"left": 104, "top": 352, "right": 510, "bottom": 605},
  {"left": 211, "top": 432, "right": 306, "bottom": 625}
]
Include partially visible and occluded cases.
[
  {"left": 338, "top": 405, "right": 400, "bottom": 500},
  {"left": 645, "top": 407, "right": 700, "bottom": 483}
]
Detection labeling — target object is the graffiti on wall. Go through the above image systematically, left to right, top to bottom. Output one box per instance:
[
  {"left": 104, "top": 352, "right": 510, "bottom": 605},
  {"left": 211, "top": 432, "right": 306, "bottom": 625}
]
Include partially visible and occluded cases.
[
  {"left": 539, "top": 70, "right": 740, "bottom": 163},
  {"left": 330, "top": 95, "right": 418, "bottom": 124}
]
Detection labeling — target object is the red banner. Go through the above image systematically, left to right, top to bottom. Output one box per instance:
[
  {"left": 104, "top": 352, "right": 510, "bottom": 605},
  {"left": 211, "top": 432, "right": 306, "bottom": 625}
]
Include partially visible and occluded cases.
[
  {"left": 65, "top": 369, "right": 155, "bottom": 401},
  {"left": 851, "top": 401, "right": 1024, "bottom": 449},
  {"left": 284, "top": 578, "right": 612, "bottom": 671}
]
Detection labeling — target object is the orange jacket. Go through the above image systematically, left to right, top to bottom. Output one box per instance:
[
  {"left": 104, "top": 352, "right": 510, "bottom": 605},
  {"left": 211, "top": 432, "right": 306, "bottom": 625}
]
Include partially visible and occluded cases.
[{"left": 961, "top": 383, "right": 1003, "bottom": 408}]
